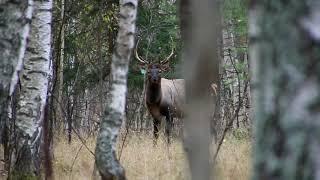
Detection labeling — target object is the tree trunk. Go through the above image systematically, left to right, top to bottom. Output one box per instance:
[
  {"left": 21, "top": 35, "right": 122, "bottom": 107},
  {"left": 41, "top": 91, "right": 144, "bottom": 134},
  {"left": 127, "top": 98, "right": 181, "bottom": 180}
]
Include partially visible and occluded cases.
[
  {"left": 0, "top": 0, "right": 33, "bottom": 145},
  {"left": 13, "top": 0, "right": 52, "bottom": 177},
  {"left": 53, "top": 0, "right": 65, "bottom": 129},
  {"left": 94, "top": 0, "right": 138, "bottom": 179},
  {"left": 178, "top": 0, "right": 191, "bottom": 44},
  {"left": 180, "top": 0, "right": 219, "bottom": 179},
  {"left": 211, "top": 0, "right": 223, "bottom": 143},
  {"left": 250, "top": 1, "right": 320, "bottom": 179}
]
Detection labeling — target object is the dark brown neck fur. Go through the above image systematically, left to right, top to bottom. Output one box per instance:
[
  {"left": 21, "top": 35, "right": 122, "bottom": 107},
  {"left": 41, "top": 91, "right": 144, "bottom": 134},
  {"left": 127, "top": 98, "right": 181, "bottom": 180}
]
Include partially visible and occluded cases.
[{"left": 146, "top": 80, "right": 162, "bottom": 104}]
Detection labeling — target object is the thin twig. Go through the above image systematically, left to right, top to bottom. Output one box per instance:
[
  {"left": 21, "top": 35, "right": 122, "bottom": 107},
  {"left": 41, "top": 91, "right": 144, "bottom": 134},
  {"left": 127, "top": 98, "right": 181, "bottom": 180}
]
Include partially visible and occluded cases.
[
  {"left": 118, "top": 34, "right": 153, "bottom": 160},
  {"left": 229, "top": 48, "right": 242, "bottom": 127},
  {"left": 118, "top": 79, "right": 145, "bottom": 160},
  {"left": 213, "top": 79, "right": 249, "bottom": 162},
  {"left": 50, "top": 94, "right": 95, "bottom": 156},
  {"left": 118, "top": 116, "right": 133, "bottom": 160},
  {"left": 71, "top": 127, "right": 95, "bottom": 156},
  {"left": 69, "top": 144, "right": 84, "bottom": 180}
]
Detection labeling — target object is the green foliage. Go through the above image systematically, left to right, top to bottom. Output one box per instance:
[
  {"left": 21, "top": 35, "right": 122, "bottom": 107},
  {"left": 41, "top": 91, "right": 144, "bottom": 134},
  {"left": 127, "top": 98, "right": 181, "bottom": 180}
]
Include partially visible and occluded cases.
[
  {"left": 56, "top": 0, "right": 119, "bottom": 93},
  {"left": 59, "top": 0, "right": 250, "bottom": 91},
  {"left": 128, "top": 0, "right": 182, "bottom": 88},
  {"left": 222, "top": 0, "right": 249, "bottom": 87},
  {"left": 223, "top": 0, "right": 248, "bottom": 37},
  {"left": 127, "top": 71, "right": 144, "bottom": 89},
  {"left": 232, "top": 128, "right": 251, "bottom": 140},
  {"left": 11, "top": 171, "right": 37, "bottom": 180}
]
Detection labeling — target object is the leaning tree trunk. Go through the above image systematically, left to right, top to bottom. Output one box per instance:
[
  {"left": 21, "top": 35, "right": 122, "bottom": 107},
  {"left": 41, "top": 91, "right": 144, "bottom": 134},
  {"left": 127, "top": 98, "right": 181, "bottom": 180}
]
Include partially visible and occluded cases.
[
  {"left": 0, "top": 0, "right": 33, "bottom": 145},
  {"left": 13, "top": 0, "right": 53, "bottom": 177},
  {"left": 94, "top": 0, "right": 138, "bottom": 179},
  {"left": 180, "top": 0, "right": 219, "bottom": 179},
  {"left": 250, "top": 1, "right": 320, "bottom": 179}
]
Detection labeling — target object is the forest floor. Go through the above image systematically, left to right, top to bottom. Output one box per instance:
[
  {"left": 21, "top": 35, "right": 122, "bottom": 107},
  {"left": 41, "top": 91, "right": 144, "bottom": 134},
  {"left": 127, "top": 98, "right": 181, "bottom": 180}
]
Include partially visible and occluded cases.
[{"left": 53, "top": 129, "right": 252, "bottom": 180}]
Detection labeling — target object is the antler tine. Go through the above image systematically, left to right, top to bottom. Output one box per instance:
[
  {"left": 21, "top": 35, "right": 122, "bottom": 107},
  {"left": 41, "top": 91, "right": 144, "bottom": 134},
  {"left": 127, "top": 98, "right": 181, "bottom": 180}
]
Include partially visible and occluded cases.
[
  {"left": 161, "top": 37, "right": 174, "bottom": 64},
  {"left": 135, "top": 38, "right": 147, "bottom": 64}
]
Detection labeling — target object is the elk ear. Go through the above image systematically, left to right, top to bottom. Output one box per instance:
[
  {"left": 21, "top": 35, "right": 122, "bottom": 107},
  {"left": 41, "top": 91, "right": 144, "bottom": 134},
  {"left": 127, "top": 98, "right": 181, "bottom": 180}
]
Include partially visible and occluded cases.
[
  {"left": 139, "top": 64, "right": 147, "bottom": 75},
  {"left": 140, "top": 68, "right": 147, "bottom": 75}
]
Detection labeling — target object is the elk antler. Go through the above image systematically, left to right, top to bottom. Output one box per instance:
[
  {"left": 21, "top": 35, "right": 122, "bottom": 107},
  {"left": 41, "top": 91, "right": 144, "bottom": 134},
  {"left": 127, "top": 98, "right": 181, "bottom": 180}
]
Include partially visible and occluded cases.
[
  {"left": 161, "top": 37, "right": 174, "bottom": 64},
  {"left": 135, "top": 38, "right": 148, "bottom": 64}
]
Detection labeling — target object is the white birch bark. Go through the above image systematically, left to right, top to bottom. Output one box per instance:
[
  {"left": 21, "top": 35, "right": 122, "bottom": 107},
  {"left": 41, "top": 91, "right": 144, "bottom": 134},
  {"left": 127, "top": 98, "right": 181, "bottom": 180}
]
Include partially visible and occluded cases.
[
  {"left": 0, "top": 0, "right": 33, "bottom": 142},
  {"left": 13, "top": 0, "right": 52, "bottom": 176},
  {"left": 94, "top": 0, "right": 137, "bottom": 179}
]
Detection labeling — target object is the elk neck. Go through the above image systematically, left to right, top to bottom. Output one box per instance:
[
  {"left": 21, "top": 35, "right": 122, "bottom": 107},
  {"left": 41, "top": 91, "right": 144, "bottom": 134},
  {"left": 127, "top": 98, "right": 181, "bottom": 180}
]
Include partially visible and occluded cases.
[{"left": 146, "top": 79, "right": 162, "bottom": 104}]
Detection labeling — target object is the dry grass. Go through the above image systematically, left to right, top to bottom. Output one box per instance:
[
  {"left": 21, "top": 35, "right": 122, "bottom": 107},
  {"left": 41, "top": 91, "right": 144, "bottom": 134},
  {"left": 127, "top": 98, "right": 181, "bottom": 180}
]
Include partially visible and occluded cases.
[
  {"left": 52, "top": 130, "right": 251, "bottom": 180},
  {"left": 53, "top": 135, "right": 96, "bottom": 180},
  {"left": 214, "top": 136, "right": 252, "bottom": 180}
]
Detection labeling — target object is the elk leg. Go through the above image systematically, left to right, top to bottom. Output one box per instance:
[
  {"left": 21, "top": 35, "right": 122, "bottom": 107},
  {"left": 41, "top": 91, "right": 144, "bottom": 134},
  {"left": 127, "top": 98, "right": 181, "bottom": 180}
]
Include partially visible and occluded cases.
[
  {"left": 165, "top": 109, "right": 173, "bottom": 144},
  {"left": 153, "top": 118, "right": 161, "bottom": 144}
]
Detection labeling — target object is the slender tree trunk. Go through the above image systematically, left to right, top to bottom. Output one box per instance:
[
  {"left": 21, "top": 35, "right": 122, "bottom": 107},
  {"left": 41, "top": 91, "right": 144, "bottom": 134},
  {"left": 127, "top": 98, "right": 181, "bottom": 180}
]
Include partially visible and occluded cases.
[
  {"left": 0, "top": 0, "right": 33, "bottom": 145},
  {"left": 13, "top": 0, "right": 52, "bottom": 177},
  {"left": 54, "top": 0, "right": 65, "bottom": 128},
  {"left": 58, "top": 0, "right": 65, "bottom": 117},
  {"left": 94, "top": 0, "right": 138, "bottom": 179},
  {"left": 180, "top": 0, "right": 219, "bottom": 179},
  {"left": 211, "top": 0, "right": 223, "bottom": 143},
  {"left": 250, "top": 1, "right": 320, "bottom": 179}
]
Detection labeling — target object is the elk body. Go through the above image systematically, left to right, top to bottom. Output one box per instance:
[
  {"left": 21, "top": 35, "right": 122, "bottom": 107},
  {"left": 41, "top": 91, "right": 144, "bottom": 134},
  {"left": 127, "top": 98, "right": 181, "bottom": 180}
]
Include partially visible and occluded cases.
[
  {"left": 135, "top": 40, "right": 184, "bottom": 143},
  {"left": 135, "top": 40, "right": 217, "bottom": 143},
  {"left": 145, "top": 66, "right": 185, "bottom": 143}
]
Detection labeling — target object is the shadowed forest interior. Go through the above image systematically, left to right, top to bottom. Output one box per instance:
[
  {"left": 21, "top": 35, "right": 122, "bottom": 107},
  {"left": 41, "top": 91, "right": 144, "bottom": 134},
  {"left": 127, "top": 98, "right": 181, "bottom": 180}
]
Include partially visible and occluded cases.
[{"left": 1, "top": 0, "right": 320, "bottom": 180}]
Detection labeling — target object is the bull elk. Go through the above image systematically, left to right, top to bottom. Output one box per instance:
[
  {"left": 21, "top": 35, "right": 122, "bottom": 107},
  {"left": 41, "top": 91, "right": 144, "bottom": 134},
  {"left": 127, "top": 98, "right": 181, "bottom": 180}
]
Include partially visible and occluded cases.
[
  {"left": 135, "top": 39, "right": 217, "bottom": 144},
  {"left": 135, "top": 39, "right": 184, "bottom": 143}
]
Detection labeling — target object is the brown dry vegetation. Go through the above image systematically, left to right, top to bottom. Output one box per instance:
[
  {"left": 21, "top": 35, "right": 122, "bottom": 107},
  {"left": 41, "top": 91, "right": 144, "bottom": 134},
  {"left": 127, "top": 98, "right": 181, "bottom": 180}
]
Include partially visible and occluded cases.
[{"left": 52, "top": 130, "right": 251, "bottom": 180}]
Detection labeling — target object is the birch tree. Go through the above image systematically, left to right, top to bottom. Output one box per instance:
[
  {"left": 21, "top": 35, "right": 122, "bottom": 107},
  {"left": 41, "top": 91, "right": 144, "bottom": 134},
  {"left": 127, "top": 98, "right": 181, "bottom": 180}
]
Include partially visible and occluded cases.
[
  {"left": 0, "top": 0, "right": 33, "bottom": 143},
  {"left": 12, "top": 0, "right": 53, "bottom": 177},
  {"left": 94, "top": 0, "right": 138, "bottom": 179},
  {"left": 180, "top": 0, "right": 219, "bottom": 179},
  {"left": 250, "top": 1, "right": 320, "bottom": 179}
]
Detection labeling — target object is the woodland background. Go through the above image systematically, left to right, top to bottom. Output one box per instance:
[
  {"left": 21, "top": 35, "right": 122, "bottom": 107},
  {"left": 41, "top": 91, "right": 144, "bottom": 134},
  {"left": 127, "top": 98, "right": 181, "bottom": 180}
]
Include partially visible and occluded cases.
[
  {"left": 1, "top": 0, "right": 319, "bottom": 179},
  {"left": 1, "top": 0, "right": 250, "bottom": 179},
  {"left": 49, "top": 0, "right": 249, "bottom": 149}
]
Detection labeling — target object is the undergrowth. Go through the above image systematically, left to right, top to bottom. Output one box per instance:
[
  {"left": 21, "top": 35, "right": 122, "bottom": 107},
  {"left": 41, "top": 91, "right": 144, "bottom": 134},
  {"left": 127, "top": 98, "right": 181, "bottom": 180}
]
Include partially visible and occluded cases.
[{"left": 52, "top": 130, "right": 251, "bottom": 180}]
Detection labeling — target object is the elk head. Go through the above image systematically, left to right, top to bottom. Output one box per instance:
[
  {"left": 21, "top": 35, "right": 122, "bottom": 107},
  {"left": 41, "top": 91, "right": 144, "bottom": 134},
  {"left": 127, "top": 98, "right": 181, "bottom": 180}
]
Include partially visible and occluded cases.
[{"left": 135, "top": 38, "right": 174, "bottom": 84}]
